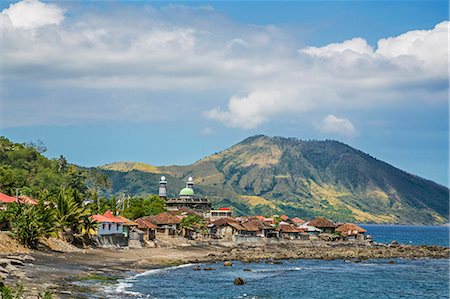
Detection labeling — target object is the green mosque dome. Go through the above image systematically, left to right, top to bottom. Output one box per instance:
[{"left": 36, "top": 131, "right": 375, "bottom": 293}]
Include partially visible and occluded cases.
[{"left": 179, "top": 187, "right": 194, "bottom": 196}]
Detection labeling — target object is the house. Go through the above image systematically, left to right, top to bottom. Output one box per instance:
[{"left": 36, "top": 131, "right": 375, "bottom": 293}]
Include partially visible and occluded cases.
[
  {"left": 17, "top": 195, "right": 39, "bottom": 205},
  {"left": 206, "top": 207, "right": 232, "bottom": 220},
  {"left": 91, "top": 211, "right": 124, "bottom": 236},
  {"left": 137, "top": 212, "right": 180, "bottom": 236},
  {"left": 115, "top": 215, "right": 138, "bottom": 238},
  {"left": 308, "top": 217, "right": 336, "bottom": 233},
  {"left": 136, "top": 218, "right": 157, "bottom": 240},
  {"left": 209, "top": 218, "right": 246, "bottom": 239},
  {"left": 241, "top": 219, "right": 277, "bottom": 238},
  {"left": 298, "top": 223, "right": 323, "bottom": 235},
  {"left": 336, "top": 223, "right": 367, "bottom": 241},
  {"left": 277, "top": 224, "right": 309, "bottom": 240}
]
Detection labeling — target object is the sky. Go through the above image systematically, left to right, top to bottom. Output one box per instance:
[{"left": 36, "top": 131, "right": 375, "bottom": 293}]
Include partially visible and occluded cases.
[{"left": 0, "top": 0, "right": 448, "bottom": 186}]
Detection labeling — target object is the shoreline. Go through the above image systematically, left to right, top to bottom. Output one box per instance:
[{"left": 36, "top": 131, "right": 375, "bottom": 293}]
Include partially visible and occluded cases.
[{"left": 1, "top": 242, "right": 448, "bottom": 298}]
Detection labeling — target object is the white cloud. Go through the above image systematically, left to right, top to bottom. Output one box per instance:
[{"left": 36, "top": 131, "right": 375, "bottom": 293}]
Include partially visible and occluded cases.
[
  {"left": 0, "top": 0, "right": 447, "bottom": 130},
  {"left": 1, "top": 0, "right": 65, "bottom": 29},
  {"left": 301, "top": 37, "right": 374, "bottom": 58},
  {"left": 319, "top": 115, "right": 356, "bottom": 137}
]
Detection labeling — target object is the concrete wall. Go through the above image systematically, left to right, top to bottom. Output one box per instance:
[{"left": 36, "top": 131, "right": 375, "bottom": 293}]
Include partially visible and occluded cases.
[
  {"left": 97, "top": 222, "right": 123, "bottom": 236},
  {"left": 128, "top": 231, "right": 144, "bottom": 248},
  {"left": 94, "top": 234, "right": 128, "bottom": 247}
]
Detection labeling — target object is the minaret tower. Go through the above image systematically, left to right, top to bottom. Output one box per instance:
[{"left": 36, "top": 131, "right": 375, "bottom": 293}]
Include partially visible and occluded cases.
[
  {"left": 159, "top": 176, "right": 167, "bottom": 198},
  {"left": 186, "top": 176, "right": 194, "bottom": 190}
]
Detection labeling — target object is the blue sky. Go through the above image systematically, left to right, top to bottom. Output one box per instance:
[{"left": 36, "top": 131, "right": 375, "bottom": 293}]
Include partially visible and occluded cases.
[{"left": 0, "top": 0, "right": 448, "bottom": 186}]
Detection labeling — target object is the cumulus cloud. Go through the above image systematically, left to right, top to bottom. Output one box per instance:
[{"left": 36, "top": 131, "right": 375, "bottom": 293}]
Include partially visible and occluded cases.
[
  {"left": 0, "top": 0, "right": 448, "bottom": 130},
  {"left": 1, "top": 0, "right": 65, "bottom": 29},
  {"left": 301, "top": 37, "right": 374, "bottom": 57},
  {"left": 319, "top": 115, "right": 356, "bottom": 137}
]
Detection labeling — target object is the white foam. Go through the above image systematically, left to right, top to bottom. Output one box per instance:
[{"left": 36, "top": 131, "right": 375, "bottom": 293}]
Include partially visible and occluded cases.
[
  {"left": 107, "top": 263, "right": 194, "bottom": 297},
  {"left": 134, "top": 263, "right": 194, "bottom": 278}
]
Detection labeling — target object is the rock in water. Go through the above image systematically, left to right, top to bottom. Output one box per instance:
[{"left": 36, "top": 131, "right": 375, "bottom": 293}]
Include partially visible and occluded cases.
[
  {"left": 224, "top": 261, "right": 233, "bottom": 266},
  {"left": 234, "top": 277, "right": 246, "bottom": 285}
]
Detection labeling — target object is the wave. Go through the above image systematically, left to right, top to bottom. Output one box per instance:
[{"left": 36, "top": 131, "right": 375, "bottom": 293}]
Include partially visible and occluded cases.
[
  {"left": 104, "top": 263, "right": 195, "bottom": 298},
  {"left": 134, "top": 263, "right": 194, "bottom": 278}
]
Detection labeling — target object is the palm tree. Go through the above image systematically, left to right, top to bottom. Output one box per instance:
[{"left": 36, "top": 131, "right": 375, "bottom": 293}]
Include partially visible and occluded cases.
[{"left": 53, "top": 188, "right": 90, "bottom": 239}]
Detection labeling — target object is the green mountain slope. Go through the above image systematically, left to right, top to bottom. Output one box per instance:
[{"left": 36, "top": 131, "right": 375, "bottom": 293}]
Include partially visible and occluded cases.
[{"left": 99, "top": 135, "right": 449, "bottom": 224}]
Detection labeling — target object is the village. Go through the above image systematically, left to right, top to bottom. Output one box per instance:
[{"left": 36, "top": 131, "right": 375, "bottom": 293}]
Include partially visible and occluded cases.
[{"left": 1, "top": 176, "right": 370, "bottom": 249}]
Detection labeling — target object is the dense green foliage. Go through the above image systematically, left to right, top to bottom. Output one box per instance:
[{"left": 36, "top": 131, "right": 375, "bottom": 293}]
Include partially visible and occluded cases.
[
  {"left": 100, "top": 135, "right": 449, "bottom": 224},
  {"left": 0, "top": 137, "right": 88, "bottom": 199},
  {"left": 0, "top": 189, "right": 96, "bottom": 247},
  {"left": 120, "top": 195, "right": 166, "bottom": 220},
  {"left": 0, "top": 202, "right": 56, "bottom": 248},
  {"left": 179, "top": 214, "right": 205, "bottom": 230},
  {"left": 0, "top": 283, "right": 53, "bottom": 299}
]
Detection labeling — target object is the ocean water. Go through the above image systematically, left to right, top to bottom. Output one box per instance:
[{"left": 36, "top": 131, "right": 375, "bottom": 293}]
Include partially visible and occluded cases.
[
  {"left": 105, "top": 225, "right": 450, "bottom": 299},
  {"left": 361, "top": 225, "right": 449, "bottom": 247},
  {"left": 108, "top": 259, "right": 449, "bottom": 299}
]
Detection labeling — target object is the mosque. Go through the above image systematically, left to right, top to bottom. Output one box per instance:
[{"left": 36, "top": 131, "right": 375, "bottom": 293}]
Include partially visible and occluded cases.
[{"left": 158, "top": 176, "right": 212, "bottom": 212}]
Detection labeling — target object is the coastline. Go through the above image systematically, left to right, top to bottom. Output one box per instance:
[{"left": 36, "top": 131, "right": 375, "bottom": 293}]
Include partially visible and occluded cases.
[{"left": 1, "top": 242, "right": 448, "bottom": 298}]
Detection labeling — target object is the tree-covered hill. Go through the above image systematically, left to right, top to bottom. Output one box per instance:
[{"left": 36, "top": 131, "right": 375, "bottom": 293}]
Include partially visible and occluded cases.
[
  {"left": 100, "top": 135, "right": 449, "bottom": 225},
  {"left": 0, "top": 137, "right": 89, "bottom": 199}
]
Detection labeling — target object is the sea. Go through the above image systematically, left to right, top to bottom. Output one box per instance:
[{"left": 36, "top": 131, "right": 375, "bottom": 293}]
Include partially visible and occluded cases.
[{"left": 104, "top": 225, "right": 449, "bottom": 299}]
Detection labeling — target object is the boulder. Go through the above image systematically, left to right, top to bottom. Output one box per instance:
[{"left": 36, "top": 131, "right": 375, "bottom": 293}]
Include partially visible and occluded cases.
[
  {"left": 224, "top": 261, "right": 233, "bottom": 267},
  {"left": 234, "top": 277, "right": 246, "bottom": 285}
]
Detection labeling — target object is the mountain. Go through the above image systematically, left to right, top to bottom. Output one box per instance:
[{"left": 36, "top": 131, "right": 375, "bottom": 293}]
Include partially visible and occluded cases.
[{"left": 99, "top": 135, "right": 449, "bottom": 225}]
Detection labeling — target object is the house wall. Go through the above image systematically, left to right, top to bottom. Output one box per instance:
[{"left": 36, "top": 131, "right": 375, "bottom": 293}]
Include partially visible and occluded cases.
[
  {"left": 98, "top": 222, "right": 123, "bottom": 236},
  {"left": 217, "top": 226, "right": 236, "bottom": 238}
]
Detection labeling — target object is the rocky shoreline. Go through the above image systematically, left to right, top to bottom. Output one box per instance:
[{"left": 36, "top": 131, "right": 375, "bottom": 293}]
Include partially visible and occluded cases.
[{"left": 0, "top": 243, "right": 448, "bottom": 298}]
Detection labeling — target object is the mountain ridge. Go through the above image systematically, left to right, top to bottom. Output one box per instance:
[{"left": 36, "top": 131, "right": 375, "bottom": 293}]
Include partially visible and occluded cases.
[{"left": 98, "top": 135, "right": 449, "bottom": 225}]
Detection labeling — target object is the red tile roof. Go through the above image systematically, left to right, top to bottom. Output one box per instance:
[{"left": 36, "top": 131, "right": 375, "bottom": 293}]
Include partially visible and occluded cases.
[
  {"left": 0, "top": 192, "right": 16, "bottom": 203},
  {"left": 91, "top": 211, "right": 124, "bottom": 223},
  {"left": 142, "top": 212, "right": 180, "bottom": 225},
  {"left": 91, "top": 215, "right": 120, "bottom": 223},
  {"left": 116, "top": 215, "right": 138, "bottom": 226},
  {"left": 280, "top": 215, "right": 289, "bottom": 221},
  {"left": 291, "top": 217, "right": 305, "bottom": 224},
  {"left": 308, "top": 217, "right": 336, "bottom": 228},
  {"left": 136, "top": 218, "right": 157, "bottom": 229},
  {"left": 211, "top": 218, "right": 246, "bottom": 231},
  {"left": 242, "top": 219, "right": 274, "bottom": 231},
  {"left": 335, "top": 223, "right": 367, "bottom": 235},
  {"left": 277, "top": 224, "right": 306, "bottom": 233}
]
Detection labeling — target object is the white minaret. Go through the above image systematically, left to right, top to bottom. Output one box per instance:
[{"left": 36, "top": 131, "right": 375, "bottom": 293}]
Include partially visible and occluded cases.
[
  {"left": 159, "top": 176, "right": 167, "bottom": 198},
  {"left": 186, "top": 176, "right": 194, "bottom": 190}
]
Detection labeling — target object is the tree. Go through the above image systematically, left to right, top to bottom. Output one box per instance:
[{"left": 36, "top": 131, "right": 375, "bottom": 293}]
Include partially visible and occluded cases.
[
  {"left": 57, "top": 155, "right": 67, "bottom": 173},
  {"left": 52, "top": 188, "right": 90, "bottom": 238},
  {"left": 121, "top": 195, "right": 166, "bottom": 219},
  {"left": 0, "top": 202, "right": 57, "bottom": 248},
  {"left": 179, "top": 214, "right": 205, "bottom": 230}
]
